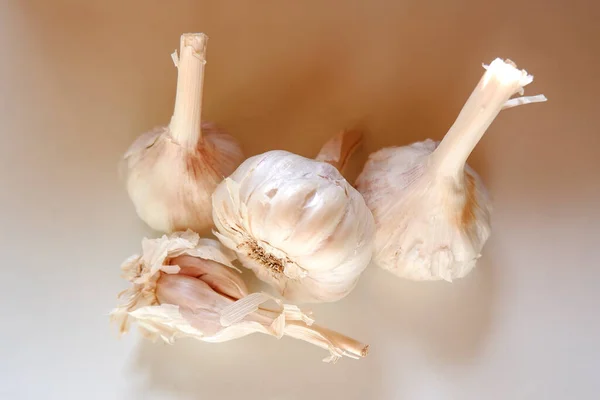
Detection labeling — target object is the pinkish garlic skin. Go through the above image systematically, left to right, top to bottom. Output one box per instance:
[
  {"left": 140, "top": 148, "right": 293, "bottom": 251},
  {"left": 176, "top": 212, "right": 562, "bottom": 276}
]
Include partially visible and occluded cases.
[
  {"left": 125, "top": 33, "right": 244, "bottom": 235},
  {"left": 126, "top": 122, "right": 243, "bottom": 235},
  {"left": 114, "top": 234, "right": 369, "bottom": 361},
  {"left": 170, "top": 255, "right": 247, "bottom": 299},
  {"left": 154, "top": 271, "right": 367, "bottom": 358},
  {"left": 155, "top": 271, "right": 272, "bottom": 333},
  {"left": 156, "top": 273, "right": 233, "bottom": 336},
  {"left": 156, "top": 274, "right": 231, "bottom": 311}
]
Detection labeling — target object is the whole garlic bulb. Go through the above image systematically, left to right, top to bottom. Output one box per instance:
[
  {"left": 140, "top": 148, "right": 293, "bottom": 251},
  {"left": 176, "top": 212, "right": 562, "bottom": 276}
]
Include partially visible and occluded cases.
[
  {"left": 125, "top": 33, "right": 243, "bottom": 234},
  {"left": 356, "top": 58, "right": 547, "bottom": 281},
  {"left": 212, "top": 130, "right": 375, "bottom": 303},
  {"left": 110, "top": 230, "right": 369, "bottom": 362}
]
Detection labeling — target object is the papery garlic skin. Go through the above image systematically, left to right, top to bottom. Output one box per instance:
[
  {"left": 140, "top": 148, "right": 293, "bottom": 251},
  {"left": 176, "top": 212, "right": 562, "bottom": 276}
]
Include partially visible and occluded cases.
[
  {"left": 125, "top": 33, "right": 243, "bottom": 234},
  {"left": 356, "top": 58, "right": 546, "bottom": 281},
  {"left": 126, "top": 122, "right": 243, "bottom": 234},
  {"left": 357, "top": 140, "right": 491, "bottom": 281},
  {"left": 212, "top": 150, "right": 375, "bottom": 303},
  {"left": 110, "top": 230, "right": 368, "bottom": 362}
]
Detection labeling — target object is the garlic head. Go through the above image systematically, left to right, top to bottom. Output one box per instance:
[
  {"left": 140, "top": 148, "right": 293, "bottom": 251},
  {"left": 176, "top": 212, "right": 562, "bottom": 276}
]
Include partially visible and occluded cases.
[
  {"left": 125, "top": 33, "right": 243, "bottom": 234},
  {"left": 356, "top": 58, "right": 546, "bottom": 281},
  {"left": 212, "top": 145, "right": 375, "bottom": 303}
]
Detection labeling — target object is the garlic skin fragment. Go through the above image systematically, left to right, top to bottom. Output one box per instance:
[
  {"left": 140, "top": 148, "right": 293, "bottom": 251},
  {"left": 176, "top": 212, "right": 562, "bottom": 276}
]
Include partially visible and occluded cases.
[
  {"left": 125, "top": 33, "right": 243, "bottom": 234},
  {"left": 356, "top": 58, "right": 547, "bottom": 281},
  {"left": 314, "top": 129, "right": 363, "bottom": 173},
  {"left": 211, "top": 133, "right": 375, "bottom": 304},
  {"left": 110, "top": 231, "right": 368, "bottom": 362}
]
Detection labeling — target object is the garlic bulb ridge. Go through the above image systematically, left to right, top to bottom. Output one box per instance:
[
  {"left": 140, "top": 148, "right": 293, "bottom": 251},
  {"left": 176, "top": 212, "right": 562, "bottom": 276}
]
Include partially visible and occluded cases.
[
  {"left": 124, "top": 33, "right": 243, "bottom": 234},
  {"left": 356, "top": 58, "right": 547, "bottom": 282},
  {"left": 212, "top": 131, "right": 375, "bottom": 303},
  {"left": 110, "top": 230, "right": 368, "bottom": 362}
]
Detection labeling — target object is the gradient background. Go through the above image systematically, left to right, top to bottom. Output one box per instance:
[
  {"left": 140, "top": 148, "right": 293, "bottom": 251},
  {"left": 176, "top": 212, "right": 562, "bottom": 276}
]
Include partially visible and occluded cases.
[{"left": 1, "top": 1, "right": 599, "bottom": 399}]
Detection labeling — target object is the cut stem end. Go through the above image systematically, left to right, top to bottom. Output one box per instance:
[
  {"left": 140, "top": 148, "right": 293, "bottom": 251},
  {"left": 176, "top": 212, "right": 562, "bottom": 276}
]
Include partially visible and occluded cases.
[{"left": 431, "top": 57, "right": 546, "bottom": 175}]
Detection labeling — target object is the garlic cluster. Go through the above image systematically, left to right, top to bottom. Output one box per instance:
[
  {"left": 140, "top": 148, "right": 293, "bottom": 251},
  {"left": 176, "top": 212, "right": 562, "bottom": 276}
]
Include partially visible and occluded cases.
[
  {"left": 125, "top": 33, "right": 243, "bottom": 234},
  {"left": 356, "top": 58, "right": 546, "bottom": 281},
  {"left": 212, "top": 130, "right": 375, "bottom": 303},
  {"left": 111, "top": 230, "right": 368, "bottom": 362}
]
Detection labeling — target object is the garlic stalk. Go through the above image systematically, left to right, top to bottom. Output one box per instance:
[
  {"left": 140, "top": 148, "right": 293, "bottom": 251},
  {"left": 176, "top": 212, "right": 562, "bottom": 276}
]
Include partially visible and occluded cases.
[
  {"left": 124, "top": 33, "right": 243, "bottom": 234},
  {"left": 356, "top": 58, "right": 547, "bottom": 281},
  {"left": 211, "top": 130, "right": 375, "bottom": 303},
  {"left": 110, "top": 231, "right": 368, "bottom": 362}
]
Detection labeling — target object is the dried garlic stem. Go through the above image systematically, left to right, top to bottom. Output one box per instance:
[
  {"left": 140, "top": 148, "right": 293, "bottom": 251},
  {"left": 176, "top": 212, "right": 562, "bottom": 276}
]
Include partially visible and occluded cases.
[
  {"left": 169, "top": 33, "right": 208, "bottom": 148},
  {"left": 431, "top": 58, "right": 547, "bottom": 176},
  {"left": 315, "top": 129, "right": 363, "bottom": 173},
  {"left": 252, "top": 308, "right": 367, "bottom": 360},
  {"left": 283, "top": 321, "right": 369, "bottom": 360}
]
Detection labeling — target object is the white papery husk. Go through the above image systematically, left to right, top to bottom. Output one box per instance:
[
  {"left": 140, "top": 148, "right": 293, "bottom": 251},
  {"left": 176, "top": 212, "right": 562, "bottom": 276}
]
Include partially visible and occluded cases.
[
  {"left": 124, "top": 33, "right": 244, "bottom": 235},
  {"left": 356, "top": 58, "right": 546, "bottom": 281},
  {"left": 125, "top": 123, "right": 243, "bottom": 235},
  {"left": 356, "top": 139, "right": 492, "bottom": 281},
  {"left": 211, "top": 150, "right": 375, "bottom": 303},
  {"left": 110, "top": 230, "right": 367, "bottom": 362}
]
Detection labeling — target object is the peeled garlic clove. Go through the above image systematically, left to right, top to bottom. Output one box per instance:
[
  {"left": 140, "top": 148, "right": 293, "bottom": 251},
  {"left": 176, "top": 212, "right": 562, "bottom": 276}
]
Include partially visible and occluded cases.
[
  {"left": 125, "top": 33, "right": 244, "bottom": 234},
  {"left": 356, "top": 58, "right": 547, "bottom": 281},
  {"left": 212, "top": 131, "right": 375, "bottom": 303},
  {"left": 110, "top": 231, "right": 368, "bottom": 362}
]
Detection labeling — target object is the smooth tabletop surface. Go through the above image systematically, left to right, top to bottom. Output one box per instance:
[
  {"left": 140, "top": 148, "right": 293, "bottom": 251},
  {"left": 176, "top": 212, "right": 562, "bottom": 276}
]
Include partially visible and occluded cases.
[{"left": 1, "top": 1, "right": 599, "bottom": 399}]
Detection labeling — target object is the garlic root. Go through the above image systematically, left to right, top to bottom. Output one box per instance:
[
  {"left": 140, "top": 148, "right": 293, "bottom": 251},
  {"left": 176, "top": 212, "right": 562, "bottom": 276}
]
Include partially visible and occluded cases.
[
  {"left": 124, "top": 33, "right": 243, "bottom": 234},
  {"left": 356, "top": 58, "right": 546, "bottom": 281},
  {"left": 110, "top": 231, "right": 368, "bottom": 362}
]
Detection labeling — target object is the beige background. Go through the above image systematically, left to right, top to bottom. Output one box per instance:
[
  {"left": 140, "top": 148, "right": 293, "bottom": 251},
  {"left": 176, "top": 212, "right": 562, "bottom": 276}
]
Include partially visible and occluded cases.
[{"left": 1, "top": 0, "right": 599, "bottom": 399}]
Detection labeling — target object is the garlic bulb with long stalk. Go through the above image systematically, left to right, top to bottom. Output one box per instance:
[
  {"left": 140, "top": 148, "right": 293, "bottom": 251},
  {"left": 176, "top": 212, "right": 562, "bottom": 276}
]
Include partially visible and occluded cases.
[
  {"left": 124, "top": 33, "right": 243, "bottom": 234},
  {"left": 356, "top": 58, "right": 547, "bottom": 281},
  {"left": 212, "top": 130, "right": 375, "bottom": 303},
  {"left": 110, "top": 230, "right": 369, "bottom": 362}
]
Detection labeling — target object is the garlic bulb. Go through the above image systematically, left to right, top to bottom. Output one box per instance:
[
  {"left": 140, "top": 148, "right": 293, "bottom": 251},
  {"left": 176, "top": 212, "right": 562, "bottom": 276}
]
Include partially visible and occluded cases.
[
  {"left": 124, "top": 33, "right": 243, "bottom": 234},
  {"left": 356, "top": 58, "right": 547, "bottom": 281},
  {"left": 212, "top": 130, "right": 375, "bottom": 303},
  {"left": 110, "top": 230, "right": 369, "bottom": 362}
]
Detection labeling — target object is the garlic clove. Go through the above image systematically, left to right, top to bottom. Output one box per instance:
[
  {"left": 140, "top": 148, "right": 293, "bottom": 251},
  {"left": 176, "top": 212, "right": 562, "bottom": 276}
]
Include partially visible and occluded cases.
[
  {"left": 124, "top": 33, "right": 244, "bottom": 235},
  {"left": 356, "top": 58, "right": 546, "bottom": 281},
  {"left": 212, "top": 132, "right": 375, "bottom": 303},
  {"left": 111, "top": 231, "right": 369, "bottom": 362},
  {"left": 170, "top": 255, "right": 248, "bottom": 299},
  {"left": 155, "top": 273, "right": 234, "bottom": 337},
  {"left": 156, "top": 273, "right": 232, "bottom": 313}
]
